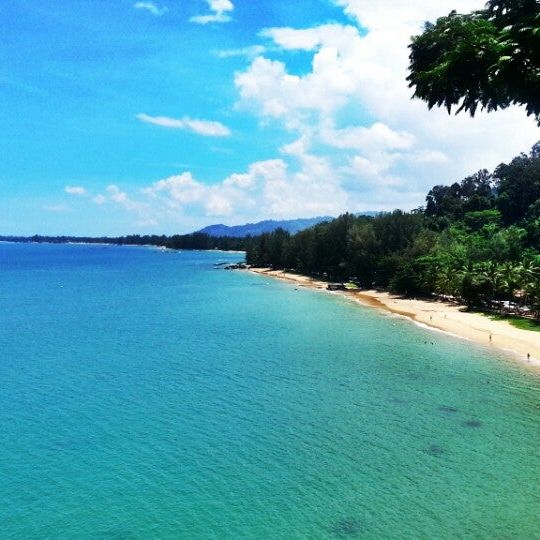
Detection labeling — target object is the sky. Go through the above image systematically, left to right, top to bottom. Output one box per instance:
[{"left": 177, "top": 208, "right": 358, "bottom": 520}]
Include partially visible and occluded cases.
[{"left": 1, "top": 0, "right": 539, "bottom": 236}]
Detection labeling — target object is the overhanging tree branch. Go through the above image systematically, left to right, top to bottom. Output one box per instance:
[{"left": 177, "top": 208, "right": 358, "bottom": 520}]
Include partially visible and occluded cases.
[{"left": 407, "top": 0, "right": 540, "bottom": 124}]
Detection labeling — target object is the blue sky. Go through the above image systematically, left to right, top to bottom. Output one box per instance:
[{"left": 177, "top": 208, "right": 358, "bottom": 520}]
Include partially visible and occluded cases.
[{"left": 1, "top": 0, "right": 538, "bottom": 235}]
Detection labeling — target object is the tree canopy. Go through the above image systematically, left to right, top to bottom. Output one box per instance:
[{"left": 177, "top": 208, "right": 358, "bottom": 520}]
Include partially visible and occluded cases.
[
  {"left": 407, "top": 0, "right": 540, "bottom": 124},
  {"left": 246, "top": 142, "right": 540, "bottom": 316}
]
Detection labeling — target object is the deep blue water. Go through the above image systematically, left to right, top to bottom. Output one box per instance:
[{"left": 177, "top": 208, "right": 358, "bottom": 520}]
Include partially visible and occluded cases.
[{"left": 0, "top": 243, "right": 539, "bottom": 539}]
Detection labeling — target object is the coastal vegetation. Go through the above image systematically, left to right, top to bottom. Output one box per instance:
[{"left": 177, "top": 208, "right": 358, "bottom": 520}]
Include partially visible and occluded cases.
[
  {"left": 246, "top": 143, "right": 540, "bottom": 319},
  {"left": 0, "top": 232, "right": 247, "bottom": 252},
  {"left": 487, "top": 313, "right": 540, "bottom": 331}
]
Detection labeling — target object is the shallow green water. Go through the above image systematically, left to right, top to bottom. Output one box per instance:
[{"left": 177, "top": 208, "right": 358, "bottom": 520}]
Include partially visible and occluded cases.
[{"left": 0, "top": 243, "right": 539, "bottom": 539}]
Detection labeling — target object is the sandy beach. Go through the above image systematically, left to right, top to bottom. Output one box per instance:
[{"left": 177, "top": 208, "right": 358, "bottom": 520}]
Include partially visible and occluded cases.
[{"left": 249, "top": 268, "right": 540, "bottom": 369}]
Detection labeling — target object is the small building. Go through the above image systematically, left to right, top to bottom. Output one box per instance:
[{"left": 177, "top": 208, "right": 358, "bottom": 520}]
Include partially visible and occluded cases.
[{"left": 327, "top": 283, "right": 346, "bottom": 291}]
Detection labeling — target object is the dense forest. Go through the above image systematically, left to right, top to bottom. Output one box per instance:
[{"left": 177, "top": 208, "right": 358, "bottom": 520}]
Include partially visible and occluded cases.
[
  {"left": 246, "top": 143, "right": 540, "bottom": 316},
  {"left": 0, "top": 232, "right": 247, "bottom": 252}
]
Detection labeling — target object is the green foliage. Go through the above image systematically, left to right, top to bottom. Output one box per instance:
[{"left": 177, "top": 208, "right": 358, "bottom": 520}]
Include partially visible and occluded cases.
[
  {"left": 408, "top": 0, "right": 540, "bottom": 123},
  {"left": 246, "top": 142, "right": 540, "bottom": 319},
  {"left": 495, "top": 146, "right": 540, "bottom": 223},
  {"left": 425, "top": 170, "right": 495, "bottom": 220},
  {"left": 463, "top": 209, "right": 502, "bottom": 230},
  {"left": 487, "top": 313, "right": 540, "bottom": 331}
]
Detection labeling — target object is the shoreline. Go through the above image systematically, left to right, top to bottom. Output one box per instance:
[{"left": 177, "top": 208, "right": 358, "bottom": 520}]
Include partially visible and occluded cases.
[
  {"left": 0, "top": 240, "right": 245, "bottom": 254},
  {"left": 248, "top": 267, "right": 540, "bottom": 370}
]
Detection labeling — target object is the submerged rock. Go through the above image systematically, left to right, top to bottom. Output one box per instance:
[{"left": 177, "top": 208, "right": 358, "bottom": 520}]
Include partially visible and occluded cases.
[
  {"left": 438, "top": 405, "right": 458, "bottom": 413},
  {"left": 462, "top": 419, "right": 483, "bottom": 428},
  {"left": 426, "top": 444, "right": 445, "bottom": 456},
  {"left": 329, "top": 518, "right": 363, "bottom": 537}
]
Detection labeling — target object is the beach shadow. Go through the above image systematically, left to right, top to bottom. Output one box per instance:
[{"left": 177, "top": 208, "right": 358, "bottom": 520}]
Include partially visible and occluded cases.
[
  {"left": 438, "top": 405, "right": 458, "bottom": 413},
  {"left": 462, "top": 419, "right": 483, "bottom": 428},
  {"left": 329, "top": 517, "right": 364, "bottom": 537}
]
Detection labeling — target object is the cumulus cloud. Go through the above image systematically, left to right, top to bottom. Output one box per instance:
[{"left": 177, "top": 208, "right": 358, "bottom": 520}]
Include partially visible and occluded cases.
[
  {"left": 73, "top": 0, "right": 539, "bottom": 231},
  {"left": 190, "top": 0, "right": 234, "bottom": 24},
  {"left": 335, "top": 0, "right": 485, "bottom": 32},
  {"left": 133, "top": 2, "right": 168, "bottom": 16},
  {"left": 234, "top": 3, "right": 539, "bottom": 212},
  {"left": 260, "top": 24, "right": 359, "bottom": 53},
  {"left": 235, "top": 54, "right": 353, "bottom": 125},
  {"left": 136, "top": 113, "right": 231, "bottom": 137},
  {"left": 320, "top": 121, "right": 415, "bottom": 152},
  {"left": 84, "top": 140, "right": 354, "bottom": 229},
  {"left": 143, "top": 167, "right": 265, "bottom": 218},
  {"left": 72, "top": 185, "right": 156, "bottom": 229},
  {"left": 105, "top": 185, "right": 149, "bottom": 213},
  {"left": 65, "top": 186, "right": 88, "bottom": 196}
]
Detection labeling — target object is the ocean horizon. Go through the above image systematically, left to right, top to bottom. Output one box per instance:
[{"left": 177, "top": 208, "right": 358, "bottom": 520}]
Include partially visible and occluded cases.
[{"left": 1, "top": 242, "right": 539, "bottom": 539}]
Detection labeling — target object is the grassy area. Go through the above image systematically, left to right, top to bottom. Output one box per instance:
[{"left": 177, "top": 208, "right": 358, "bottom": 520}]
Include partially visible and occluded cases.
[{"left": 485, "top": 313, "right": 540, "bottom": 332}]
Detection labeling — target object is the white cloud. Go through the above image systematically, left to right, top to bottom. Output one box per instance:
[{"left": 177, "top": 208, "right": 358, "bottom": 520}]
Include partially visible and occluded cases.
[
  {"left": 72, "top": 0, "right": 539, "bottom": 231},
  {"left": 190, "top": 0, "right": 234, "bottom": 24},
  {"left": 334, "top": 0, "right": 486, "bottom": 32},
  {"left": 134, "top": 2, "right": 168, "bottom": 16},
  {"left": 233, "top": 4, "right": 539, "bottom": 212},
  {"left": 235, "top": 24, "right": 371, "bottom": 129},
  {"left": 260, "top": 24, "right": 359, "bottom": 53},
  {"left": 215, "top": 45, "right": 266, "bottom": 59},
  {"left": 235, "top": 53, "right": 353, "bottom": 124},
  {"left": 136, "top": 113, "right": 231, "bottom": 137},
  {"left": 184, "top": 118, "right": 231, "bottom": 137},
  {"left": 320, "top": 121, "right": 415, "bottom": 152},
  {"left": 68, "top": 131, "right": 451, "bottom": 232},
  {"left": 95, "top": 141, "right": 352, "bottom": 227},
  {"left": 405, "top": 150, "right": 449, "bottom": 165},
  {"left": 143, "top": 169, "right": 255, "bottom": 218},
  {"left": 145, "top": 173, "right": 207, "bottom": 206},
  {"left": 106, "top": 184, "right": 147, "bottom": 212},
  {"left": 65, "top": 186, "right": 88, "bottom": 196},
  {"left": 93, "top": 194, "right": 107, "bottom": 204}
]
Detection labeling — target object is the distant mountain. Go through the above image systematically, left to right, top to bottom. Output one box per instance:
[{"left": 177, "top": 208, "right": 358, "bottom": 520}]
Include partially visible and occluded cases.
[
  {"left": 197, "top": 213, "right": 379, "bottom": 237},
  {"left": 197, "top": 217, "right": 333, "bottom": 237}
]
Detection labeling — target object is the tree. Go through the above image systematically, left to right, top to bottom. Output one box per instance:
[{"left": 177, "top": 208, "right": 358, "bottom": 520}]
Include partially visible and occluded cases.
[
  {"left": 407, "top": 0, "right": 540, "bottom": 124},
  {"left": 495, "top": 146, "right": 540, "bottom": 223}
]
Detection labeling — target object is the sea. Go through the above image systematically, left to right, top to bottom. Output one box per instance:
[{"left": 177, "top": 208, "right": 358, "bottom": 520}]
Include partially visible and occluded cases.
[{"left": 0, "top": 242, "right": 539, "bottom": 539}]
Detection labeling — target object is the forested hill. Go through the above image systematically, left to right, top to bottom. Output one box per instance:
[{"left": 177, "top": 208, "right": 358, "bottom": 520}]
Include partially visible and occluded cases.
[
  {"left": 246, "top": 143, "right": 540, "bottom": 315},
  {"left": 198, "top": 217, "right": 333, "bottom": 237}
]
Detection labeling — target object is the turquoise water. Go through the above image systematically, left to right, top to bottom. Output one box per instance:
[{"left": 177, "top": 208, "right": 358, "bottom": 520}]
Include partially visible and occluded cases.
[{"left": 0, "top": 243, "right": 539, "bottom": 539}]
